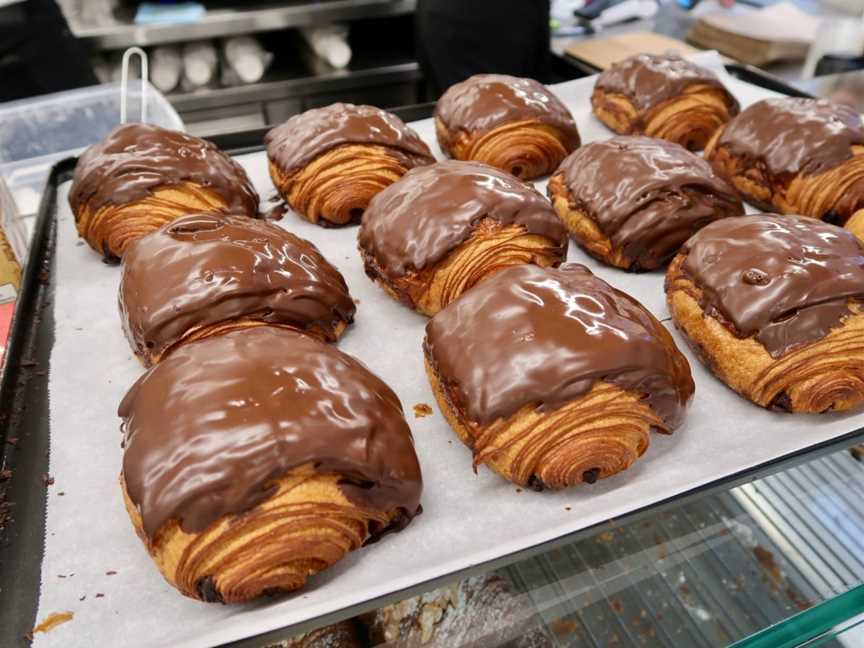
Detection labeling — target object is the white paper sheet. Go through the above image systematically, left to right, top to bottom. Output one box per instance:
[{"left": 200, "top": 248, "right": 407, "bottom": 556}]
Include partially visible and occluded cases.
[{"left": 34, "top": 53, "right": 864, "bottom": 647}]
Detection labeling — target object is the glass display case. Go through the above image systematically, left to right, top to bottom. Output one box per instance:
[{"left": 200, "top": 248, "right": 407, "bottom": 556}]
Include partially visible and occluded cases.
[{"left": 265, "top": 444, "right": 864, "bottom": 647}]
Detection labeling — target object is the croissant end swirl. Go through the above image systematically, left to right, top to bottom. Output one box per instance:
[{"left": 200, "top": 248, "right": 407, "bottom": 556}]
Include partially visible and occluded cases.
[
  {"left": 591, "top": 54, "right": 739, "bottom": 151},
  {"left": 434, "top": 74, "right": 580, "bottom": 181},
  {"left": 592, "top": 84, "right": 734, "bottom": 150},
  {"left": 704, "top": 98, "right": 864, "bottom": 224},
  {"left": 265, "top": 103, "right": 434, "bottom": 227},
  {"left": 435, "top": 120, "right": 576, "bottom": 182},
  {"left": 69, "top": 123, "right": 258, "bottom": 260},
  {"left": 268, "top": 143, "right": 426, "bottom": 227},
  {"left": 358, "top": 161, "right": 567, "bottom": 316},
  {"left": 76, "top": 184, "right": 232, "bottom": 259},
  {"left": 848, "top": 211, "right": 864, "bottom": 241},
  {"left": 666, "top": 215, "right": 864, "bottom": 413},
  {"left": 667, "top": 258, "right": 864, "bottom": 413},
  {"left": 423, "top": 264, "right": 693, "bottom": 489},
  {"left": 120, "top": 327, "right": 422, "bottom": 602},
  {"left": 425, "top": 362, "right": 652, "bottom": 488},
  {"left": 121, "top": 465, "right": 388, "bottom": 603}
]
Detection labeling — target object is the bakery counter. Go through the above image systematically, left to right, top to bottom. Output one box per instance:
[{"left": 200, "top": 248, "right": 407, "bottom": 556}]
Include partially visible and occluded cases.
[{"left": 3, "top": 51, "right": 864, "bottom": 648}]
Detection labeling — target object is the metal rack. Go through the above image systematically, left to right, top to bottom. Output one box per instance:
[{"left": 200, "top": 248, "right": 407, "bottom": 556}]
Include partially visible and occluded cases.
[{"left": 69, "top": 0, "right": 417, "bottom": 51}]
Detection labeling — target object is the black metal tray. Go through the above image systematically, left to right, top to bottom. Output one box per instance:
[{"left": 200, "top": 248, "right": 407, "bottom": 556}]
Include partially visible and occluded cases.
[{"left": 3, "top": 75, "right": 863, "bottom": 648}]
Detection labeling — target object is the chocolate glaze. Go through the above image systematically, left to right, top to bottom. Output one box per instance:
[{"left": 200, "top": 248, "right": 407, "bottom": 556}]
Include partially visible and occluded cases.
[
  {"left": 595, "top": 53, "right": 738, "bottom": 113},
  {"left": 434, "top": 74, "right": 580, "bottom": 148},
  {"left": 715, "top": 97, "right": 864, "bottom": 177},
  {"left": 265, "top": 103, "right": 434, "bottom": 174},
  {"left": 69, "top": 123, "right": 258, "bottom": 216},
  {"left": 555, "top": 136, "right": 743, "bottom": 270},
  {"left": 359, "top": 160, "right": 567, "bottom": 277},
  {"left": 119, "top": 213, "right": 356, "bottom": 360},
  {"left": 679, "top": 214, "right": 864, "bottom": 358},
  {"left": 425, "top": 264, "right": 694, "bottom": 428},
  {"left": 120, "top": 327, "right": 423, "bottom": 539}
]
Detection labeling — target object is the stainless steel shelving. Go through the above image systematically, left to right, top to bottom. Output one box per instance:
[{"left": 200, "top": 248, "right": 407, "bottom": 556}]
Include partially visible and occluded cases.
[{"left": 70, "top": 0, "right": 416, "bottom": 50}]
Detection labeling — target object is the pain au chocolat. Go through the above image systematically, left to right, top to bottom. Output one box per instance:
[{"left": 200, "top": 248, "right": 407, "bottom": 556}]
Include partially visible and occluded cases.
[
  {"left": 592, "top": 53, "right": 739, "bottom": 151},
  {"left": 434, "top": 74, "right": 580, "bottom": 180},
  {"left": 705, "top": 97, "right": 864, "bottom": 227},
  {"left": 265, "top": 103, "right": 434, "bottom": 227},
  {"left": 69, "top": 123, "right": 258, "bottom": 260},
  {"left": 548, "top": 136, "right": 744, "bottom": 271},
  {"left": 358, "top": 160, "right": 567, "bottom": 316},
  {"left": 119, "top": 212, "right": 355, "bottom": 366},
  {"left": 666, "top": 214, "right": 864, "bottom": 412},
  {"left": 424, "top": 264, "right": 694, "bottom": 489},
  {"left": 119, "top": 327, "right": 422, "bottom": 603}
]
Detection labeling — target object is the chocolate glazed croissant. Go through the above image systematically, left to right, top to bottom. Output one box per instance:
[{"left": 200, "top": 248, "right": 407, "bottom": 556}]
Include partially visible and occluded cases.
[
  {"left": 592, "top": 54, "right": 739, "bottom": 151},
  {"left": 435, "top": 74, "right": 581, "bottom": 181},
  {"left": 705, "top": 97, "right": 864, "bottom": 226},
  {"left": 265, "top": 103, "right": 435, "bottom": 227},
  {"left": 69, "top": 123, "right": 258, "bottom": 260},
  {"left": 548, "top": 136, "right": 744, "bottom": 271},
  {"left": 358, "top": 161, "right": 568, "bottom": 316},
  {"left": 120, "top": 212, "right": 355, "bottom": 366},
  {"left": 666, "top": 214, "right": 864, "bottom": 412},
  {"left": 424, "top": 264, "right": 694, "bottom": 488},
  {"left": 120, "top": 327, "right": 422, "bottom": 603}
]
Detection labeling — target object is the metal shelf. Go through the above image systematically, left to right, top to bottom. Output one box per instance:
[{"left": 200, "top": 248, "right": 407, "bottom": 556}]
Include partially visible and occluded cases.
[
  {"left": 71, "top": 0, "right": 416, "bottom": 50},
  {"left": 168, "top": 60, "right": 420, "bottom": 112}
]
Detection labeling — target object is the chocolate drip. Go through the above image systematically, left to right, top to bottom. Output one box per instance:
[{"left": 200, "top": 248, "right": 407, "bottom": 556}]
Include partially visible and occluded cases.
[
  {"left": 595, "top": 53, "right": 738, "bottom": 113},
  {"left": 435, "top": 74, "right": 581, "bottom": 148},
  {"left": 716, "top": 97, "right": 864, "bottom": 177},
  {"left": 265, "top": 103, "right": 434, "bottom": 173},
  {"left": 69, "top": 123, "right": 258, "bottom": 216},
  {"left": 555, "top": 136, "right": 743, "bottom": 269},
  {"left": 359, "top": 160, "right": 568, "bottom": 276},
  {"left": 119, "top": 213, "right": 356, "bottom": 359},
  {"left": 680, "top": 214, "right": 864, "bottom": 357},
  {"left": 425, "top": 264, "right": 694, "bottom": 428},
  {"left": 120, "top": 327, "right": 423, "bottom": 539}
]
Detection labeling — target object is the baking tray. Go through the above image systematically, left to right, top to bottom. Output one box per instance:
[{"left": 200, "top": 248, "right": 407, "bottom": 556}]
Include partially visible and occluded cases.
[{"left": 4, "top": 70, "right": 864, "bottom": 648}]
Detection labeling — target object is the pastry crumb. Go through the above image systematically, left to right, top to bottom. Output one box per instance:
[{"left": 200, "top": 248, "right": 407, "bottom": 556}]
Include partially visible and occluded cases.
[
  {"left": 353, "top": 298, "right": 361, "bottom": 305},
  {"left": 412, "top": 403, "right": 433, "bottom": 418},
  {"left": 516, "top": 488, "right": 522, "bottom": 493},
  {"left": 565, "top": 506, "right": 571, "bottom": 511},
  {"left": 105, "top": 570, "right": 117, "bottom": 576},
  {"left": 95, "top": 593, "right": 104, "bottom": 598},
  {"left": 30, "top": 611, "right": 73, "bottom": 636}
]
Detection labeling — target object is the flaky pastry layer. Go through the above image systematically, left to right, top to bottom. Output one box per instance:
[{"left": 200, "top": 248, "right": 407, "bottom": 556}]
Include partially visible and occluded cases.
[
  {"left": 591, "top": 84, "right": 735, "bottom": 151},
  {"left": 435, "top": 118, "right": 574, "bottom": 181},
  {"left": 705, "top": 133, "right": 864, "bottom": 224},
  {"left": 268, "top": 144, "right": 416, "bottom": 227},
  {"left": 75, "top": 183, "right": 229, "bottom": 259},
  {"left": 361, "top": 219, "right": 564, "bottom": 317},
  {"left": 666, "top": 253, "right": 864, "bottom": 412},
  {"left": 139, "top": 318, "right": 347, "bottom": 367},
  {"left": 424, "top": 357, "right": 657, "bottom": 489},
  {"left": 122, "top": 463, "right": 391, "bottom": 603}
]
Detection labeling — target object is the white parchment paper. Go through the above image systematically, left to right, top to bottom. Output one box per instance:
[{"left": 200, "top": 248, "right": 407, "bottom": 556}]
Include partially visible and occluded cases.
[{"left": 34, "top": 53, "right": 864, "bottom": 647}]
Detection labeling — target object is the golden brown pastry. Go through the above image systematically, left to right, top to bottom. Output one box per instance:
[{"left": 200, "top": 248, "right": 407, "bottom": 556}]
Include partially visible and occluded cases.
[
  {"left": 592, "top": 53, "right": 739, "bottom": 151},
  {"left": 434, "top": 74, "right": 580, "bottom": 180},
  {"left": 706, "top": 98, "right": 864, "bottom": 228},
  {"left": 265, "top": 103, "right": 435, "bottom": 227},
  {"left": 69, "top": 123, "right": 258, "bottom": 260},
  {"left": 548, "top": 136, "right": 744, "bottom": 271},
  {"left": 358, "top": 160, "right": 567, "bottom": 316},
  {"left": 847, "top": 210, "right": 864, "bottom": 241},
  {"left": 119, "top": 212, "right": 355, "bottom": 366},
  {"left": 666, "top": 214, "right": 864, "bottom": 412},
  {"left": 424, "top": 263, "right": 694, "bottom": 488},
  {"left": 120, "top": 327, "right": 422, "bottom": 603},
  {"left": 364, "top": 573, "right": 552, "bottom": 648}
]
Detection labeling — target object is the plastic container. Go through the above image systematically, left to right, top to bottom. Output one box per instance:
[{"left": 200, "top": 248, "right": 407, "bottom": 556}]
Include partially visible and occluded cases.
[{"left": 0, "top": 82, "right": 183, "bottom": 218}]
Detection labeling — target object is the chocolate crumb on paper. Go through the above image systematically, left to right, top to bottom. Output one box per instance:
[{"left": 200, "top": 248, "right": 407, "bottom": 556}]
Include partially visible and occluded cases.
[
  {"left": 412, "top": 403, "right": 433, "bottom": 418},
  {"left": 106, "top": 570, "right": 117, "bottom": 576},
  {"left": 95, "top": 593, "right": 104, "bottom": 598},
  {"left": 29, "top": 611, "right": 74, "bottom": 637}
]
